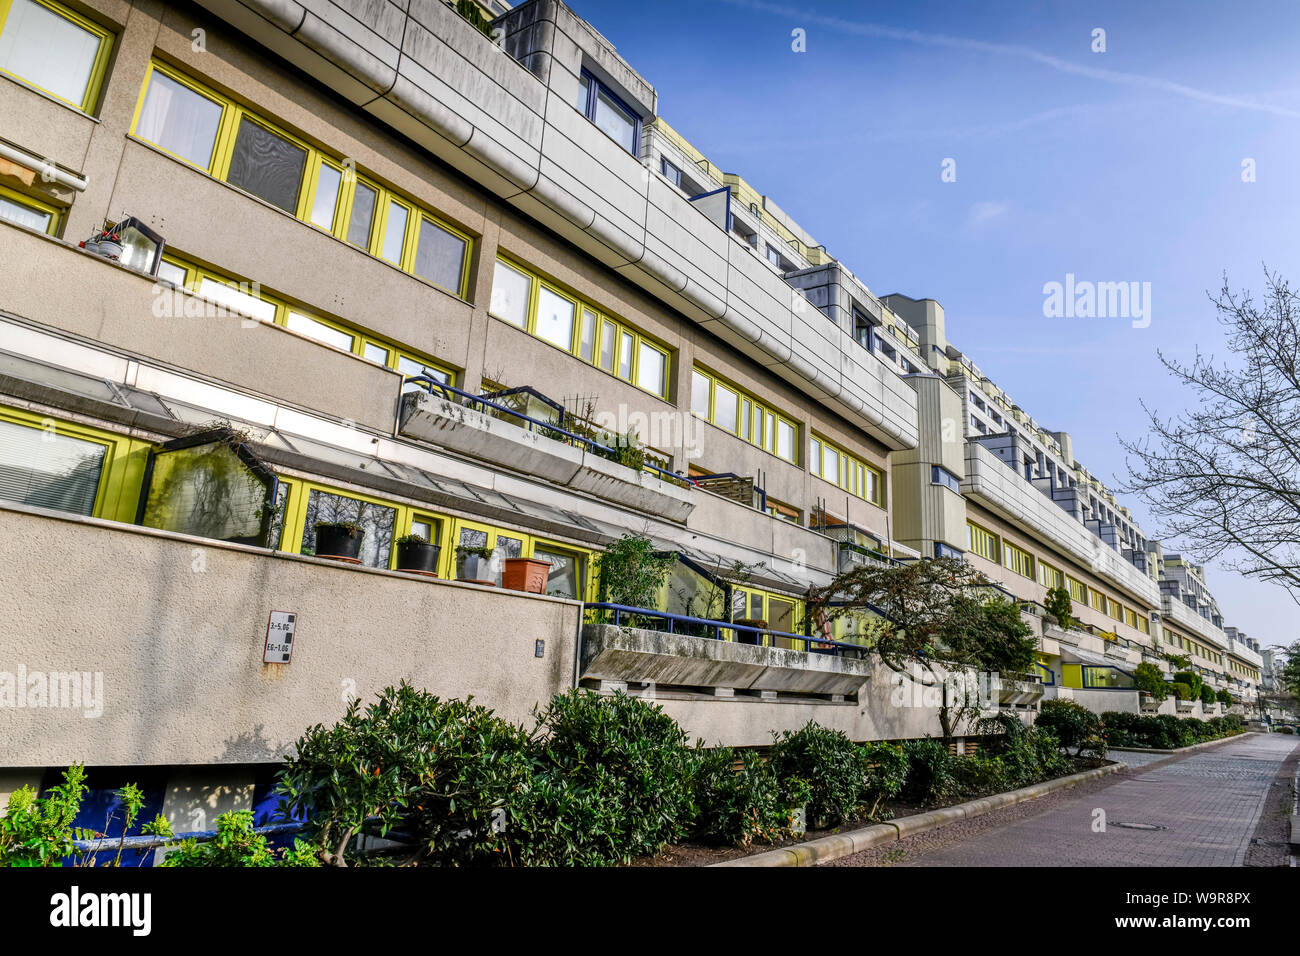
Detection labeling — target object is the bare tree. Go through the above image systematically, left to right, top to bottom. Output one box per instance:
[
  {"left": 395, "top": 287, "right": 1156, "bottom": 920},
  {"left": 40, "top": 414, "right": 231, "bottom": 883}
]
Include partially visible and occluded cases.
[{"left": 1121, "top": 269, "right": 1300, "bottom": 598}]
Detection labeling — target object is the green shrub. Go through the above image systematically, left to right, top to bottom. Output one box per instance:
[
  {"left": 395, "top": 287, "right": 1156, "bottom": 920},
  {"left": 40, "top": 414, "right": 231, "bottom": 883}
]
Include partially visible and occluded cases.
[
  {"left": 1043, "top": 585, "right": 1078, "bottom": 630},
  {"left": 1132, "top": 662, "right": 1168, "bottom": 699},
  {"left": 1173, "top": 671, "right": 1203, "bottom": 699},
  {"left": 1169, "top": 682, "right": 1192, "bottom": 701},
  {"left": 278, "top": 683, "right": 533, "bottom": 867},
  {"left": 1199, "top": 685, "right": 1217, "bottom": 706},
  {"left": 1215, "top": 689, "right": 1234, "bottom": 707},
  {"left": 522, "top": 690, "right": 698, "bottom": 863},
  {"left": 1035, "top": 699, "right": 1104, "bottom": 757},
  {"left": 975, "top": 714, "right": 1074, "bottom": 787},
  {"left": 768, "top": 721, "right": 868, "bottom": 828},
  {"left": 1277, "top": 725, "right": 1295, "bottom": 735},
  {"left": 901, "top": 739, "right": 958, "bottom": 805},
  {"left": 858, "top": 741, "right": 909, "bottom": 820},
  {"left": 692, "top": 749, "right": 806, "bottom": 847},
  {"left": 953, "top": 752, "right": 1010, "bottom": 795},
  {"left": 162, "top": 810, "right": 319, "bottom": 867}
]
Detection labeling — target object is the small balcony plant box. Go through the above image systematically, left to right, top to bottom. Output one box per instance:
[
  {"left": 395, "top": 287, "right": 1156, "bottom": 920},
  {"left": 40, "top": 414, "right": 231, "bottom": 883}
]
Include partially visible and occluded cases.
[
  {"left": 314, "top": 522, "right": 364, "bottom": 563},
  {"left": 395, "top": 534, "right": 440, "bottom": 577},
  {"left": 455, "top": 544, "right": 496, "bottom": 585},
  {"left": 503, "top": 557, "right": 550, "bottom": 593}
]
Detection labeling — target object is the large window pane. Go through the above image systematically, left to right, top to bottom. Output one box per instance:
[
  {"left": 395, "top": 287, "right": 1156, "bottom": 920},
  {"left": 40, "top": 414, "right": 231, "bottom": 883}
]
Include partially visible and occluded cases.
[
  {"left": 0, "top": 0, "right": 102, "bottom": 108},
  {"left": 135, "top": 70, "right": 223, "bottom": 168},
  {"left": 594, "top": 88, "right": 636, "bottom": 153},
  {"left": 226, "top": 116, "right": 307, "bottom": 213},
  {"left": 309, "top": 162, "right": 342, "bottom": 229},
  {"left": 347, "top": 182, "right": 377, "bottom": 248},
  {"left": 0, "top": 194, "right": 52, "bottom": 233},
  {"left": 381, "top": 200, "right": 408, "bottom": 263},
  {"left": 413, "top": 217, "right": 467, "bottom": 293},
  {"left": 490, "top": 261, "right": 531, "bottom": 327},
  {"left": 197, "top": 277, "right": 276, "bottom": 323},
  {"left": 535, "top": 287, "right": 575, "bottom": 350},
  {"left": 579, "top": 310, "right": 597, "bottom": 362},
  {"left": 286, "top": 312, "right": 353, "bottom": 351},
  {"left": 599, "top": 319, "right": 617, "bottom": 372},
  {"left": 618, "top": 331, "right": 634, "bottom": 380},
  {"left": 636, "top": 342, "right": 665, "bottom": 395},
  {"left": 398, "top": 356, "right": 449, "bottom": 395},
  {"left": 691, "top": 371, "right": 710, "bottom": 417},
  {"left": 714, "top": 383, "right": 738, "bottom": 432},
  {"left": 0, "top": 418, "right": 104, "bottom": 515},
  {"left": 776, "top": 420, "right": 795, "bottom": 462},
  {"left": 141, "top": 440, "right": 271, "bottom": 545},
  {"left": 301, "top": 490, "right": 394, "bottom": 569},
  {"left": 534, "top": 547, "right": 582, "bottom": 600}
]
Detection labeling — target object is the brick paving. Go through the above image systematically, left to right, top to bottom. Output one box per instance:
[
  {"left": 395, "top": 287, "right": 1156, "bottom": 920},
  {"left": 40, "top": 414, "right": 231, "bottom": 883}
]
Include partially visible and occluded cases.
[{"left": 826, "top": 734, "right": 1298, "bottom": 867}]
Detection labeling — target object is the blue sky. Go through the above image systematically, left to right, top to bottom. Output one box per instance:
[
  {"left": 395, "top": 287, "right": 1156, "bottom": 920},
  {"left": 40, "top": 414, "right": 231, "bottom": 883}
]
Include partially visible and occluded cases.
[{"left": 570, "top": 0, "right": 1300, "bottom": 646}]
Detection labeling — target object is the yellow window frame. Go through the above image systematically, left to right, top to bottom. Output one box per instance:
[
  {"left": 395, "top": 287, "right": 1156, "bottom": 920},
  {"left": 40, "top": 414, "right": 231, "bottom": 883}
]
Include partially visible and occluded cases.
[
  {"left": 0, "top": 0, "right": 113, "bottom": 113},
  {"left": 131, "top": 61, "right": 472, "bottom": 298},
  {"left": 0, "top": 182, "right": 61, "bottom": 236},
  {"left": 160, "top": 253, "right": 458, "bottom": 384},
  {"left": 491, "top": 256, "right": 671, "bottom": 399},
  {"left": 692, "top": 364, "right": 800, "bottom": 464},
  {"left": 0, "top": 403, "right": 151, "bottom": 523},
  {"left": 811, "top": 432, "right": 881, "bottom": 504},
  {"left": 446, "top": 517, "right": 591, "bottom": 588},
  {"left": 966, "top": 520, "right": 999, "bottom": 562},
  {"left": 1003, "top": 541, "right": 1034, "bottom": 579},
  {"left": 1037, "top": 560, "right": 1063, "bottom": 590},
  {"left": 1065, "top": 574, "right": 1087, "bottom": 604},
  {"left": 729, "top": 585, "right": 806, "bottom": 650},
  {"left": 1089, "top": 589, "right": 1106, "bottom": 612}
]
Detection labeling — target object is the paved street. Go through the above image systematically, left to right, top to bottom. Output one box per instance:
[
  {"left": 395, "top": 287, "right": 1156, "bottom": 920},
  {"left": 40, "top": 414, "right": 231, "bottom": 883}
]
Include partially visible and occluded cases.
[{"left": 826, "top": 734, "right": 1298, "bottom": 867}]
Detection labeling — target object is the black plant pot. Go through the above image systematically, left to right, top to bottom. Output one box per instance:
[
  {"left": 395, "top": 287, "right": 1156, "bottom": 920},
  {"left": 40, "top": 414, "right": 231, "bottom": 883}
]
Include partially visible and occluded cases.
[
  {"left": 315, "top": 524, "right": 363, "bottom": 562},
  {"left": 397, "top": 541, "right": 441, "bottom": 576}
]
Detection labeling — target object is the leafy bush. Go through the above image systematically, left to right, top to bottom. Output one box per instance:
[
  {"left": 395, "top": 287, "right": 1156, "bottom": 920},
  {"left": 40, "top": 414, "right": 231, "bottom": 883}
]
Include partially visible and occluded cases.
[
  {"left": 594, "top": 534, "right": 674, "bottom": 626},
  {"left": 1043, "top": 585, "right": 1078, "bottom": 630},
  {"left": 1132, "top": 662, "right": 1168, "bottom": 699},
  {"left": 1173, "top": 671, "right": 1203, "bottom": 699},
  {"left": 278, "top": 682, "right": 533, "bottom": 867},
  {"left": 1169, "top": 682, "right": 1192, "bottom": 701},
  {"left": 1199, "top": 685, "right": 1217, "bottom": 706},
  {"left": 1216, "top": 689, "right": 1234, "bottom": 707},
  {"left": 521, "top": 690, "right": 698, "bottom": 864},
  {"left": 1035, "top": 699, "right": 1104, "bottom": 757},
  {"left": 1102, "top": 712, "right": 1241, "bottom": 749},
  {"left": 974, "top": 713, "right": 1073, "bottom": 787},
  {"left": 768, "top": 721, "right": 868, "bottom": 828},
  {"left": 901, "top": 739, "right": 957, "bottom": 805},
  {"left": 858, "top": 742, "right": 909, "bottom": 820},
  {"left": 692, "top": 749, "right": 807, "bottom": 847},
  {"left": 162, "top": 810, "right": 318, "bottom": 867}
]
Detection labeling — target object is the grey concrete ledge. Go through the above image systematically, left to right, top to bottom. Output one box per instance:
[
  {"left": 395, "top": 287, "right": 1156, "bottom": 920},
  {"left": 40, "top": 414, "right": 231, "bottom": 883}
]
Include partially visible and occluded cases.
[{"left": 712, "top": 761, "right": 1123, "bottom": 868}]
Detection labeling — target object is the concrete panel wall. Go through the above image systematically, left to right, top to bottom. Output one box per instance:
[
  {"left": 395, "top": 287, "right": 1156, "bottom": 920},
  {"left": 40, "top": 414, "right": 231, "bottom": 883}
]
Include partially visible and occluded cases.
[{"left": 0, "top": 504, "right": 579, "bottom": 768}]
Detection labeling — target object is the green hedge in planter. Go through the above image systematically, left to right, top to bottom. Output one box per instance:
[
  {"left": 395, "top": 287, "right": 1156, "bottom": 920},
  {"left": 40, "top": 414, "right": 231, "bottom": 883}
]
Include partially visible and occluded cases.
[
  {"left": 767, "top": 721, "right": 868, "bottom": 829},
  {"left": 692, "top": 748, "right": 809, "bottom": 847}
]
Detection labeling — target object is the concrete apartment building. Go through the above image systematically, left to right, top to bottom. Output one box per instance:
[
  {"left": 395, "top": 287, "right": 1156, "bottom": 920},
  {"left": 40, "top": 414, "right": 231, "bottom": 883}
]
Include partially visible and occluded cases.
[{"left": 0, "top": 0, "right": 1266, "bottom": 826}]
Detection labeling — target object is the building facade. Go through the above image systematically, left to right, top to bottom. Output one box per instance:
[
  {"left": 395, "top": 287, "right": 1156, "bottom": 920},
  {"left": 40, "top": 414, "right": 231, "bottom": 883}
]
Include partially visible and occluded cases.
[{"left": 0, "top": 0, "right": 1270, "bottom": 830}]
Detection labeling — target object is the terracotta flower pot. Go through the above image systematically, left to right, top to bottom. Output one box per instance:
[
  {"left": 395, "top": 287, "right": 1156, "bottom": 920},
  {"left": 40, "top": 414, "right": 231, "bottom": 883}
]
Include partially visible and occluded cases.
[{"left": 503, "top": 557, "right": 550, "bottom": 593}]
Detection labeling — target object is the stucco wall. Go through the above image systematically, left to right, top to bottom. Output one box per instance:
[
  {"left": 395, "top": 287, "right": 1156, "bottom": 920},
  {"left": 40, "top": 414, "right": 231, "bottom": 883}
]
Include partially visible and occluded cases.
[{"left": 0, "top": 503, "right": 579, "bottom": 769}]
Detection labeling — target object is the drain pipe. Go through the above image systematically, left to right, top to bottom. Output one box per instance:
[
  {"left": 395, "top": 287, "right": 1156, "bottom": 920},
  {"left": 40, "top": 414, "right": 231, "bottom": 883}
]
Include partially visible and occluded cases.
[
  {"left": 0, "top": 141, "right": 88, "bottom": 191},
  {"left": 572, "top": 599, "right": 585, "bottom": 690}
]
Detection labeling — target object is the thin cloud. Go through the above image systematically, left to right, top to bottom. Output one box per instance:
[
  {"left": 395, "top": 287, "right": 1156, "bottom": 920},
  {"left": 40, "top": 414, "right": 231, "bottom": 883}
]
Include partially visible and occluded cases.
[
  {"left": 720, "top": 0, "right": 1300, "bottom": 120},
  {"left": 968, "top": 200, "right": 1009, "bottom": 227}
]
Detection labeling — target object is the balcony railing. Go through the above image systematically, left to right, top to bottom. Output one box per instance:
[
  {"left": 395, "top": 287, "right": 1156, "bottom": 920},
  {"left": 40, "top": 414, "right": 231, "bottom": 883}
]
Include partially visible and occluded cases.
[
  {"left": 404, "top": 375, "right": 695, "bottom": 489},
  {"left": 585, "top": 602, "right": 871, "bottom": 658}
]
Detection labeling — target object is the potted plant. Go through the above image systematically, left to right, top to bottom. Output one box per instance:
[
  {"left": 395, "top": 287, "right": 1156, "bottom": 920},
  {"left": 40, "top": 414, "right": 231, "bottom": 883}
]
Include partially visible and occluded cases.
[
  {"left": 79, "top": 222, "right": 123, "bottom": 260},
  {"left": 314, "top": 521, "right": 364, "bottom": 562},
  {"left": 395, "top": 533, "right": 440, "bottom": 577},
  {"left": 455, "top": 544, "right": 496, "bottom": 585},
  {"left": 503, "top": 556, "right": 551, "bottom": 593},
  {"left": 732, "top": 617, "right": 768, "bottom": 646}
]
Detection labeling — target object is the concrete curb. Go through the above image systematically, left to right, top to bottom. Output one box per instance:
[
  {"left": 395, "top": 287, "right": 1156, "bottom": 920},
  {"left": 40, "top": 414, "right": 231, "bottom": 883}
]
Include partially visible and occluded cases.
[{"left": 712, "top": 761, "right": 1123, "bottom": 868}]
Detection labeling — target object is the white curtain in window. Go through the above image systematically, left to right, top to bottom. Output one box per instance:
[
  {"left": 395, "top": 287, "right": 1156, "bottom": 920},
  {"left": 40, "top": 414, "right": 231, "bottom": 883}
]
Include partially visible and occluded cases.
[
  {"left": 0, "top": 0, "right": 99, "bottom": 105},
  {"left": 136, "top": 71, "right": 223, "bottom": 167},
  {"left": 0, "top": 195, "right": 51, "bottom": 232},
  {"left": 0, "top": 419, "right": 105, "bottom": 515}
]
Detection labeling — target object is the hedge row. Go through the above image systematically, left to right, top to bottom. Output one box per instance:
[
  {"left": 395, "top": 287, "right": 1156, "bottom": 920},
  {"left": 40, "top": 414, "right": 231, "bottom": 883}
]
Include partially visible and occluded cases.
[{"left": 1101, "top": 711, "right": 1243, "bottom": 749}]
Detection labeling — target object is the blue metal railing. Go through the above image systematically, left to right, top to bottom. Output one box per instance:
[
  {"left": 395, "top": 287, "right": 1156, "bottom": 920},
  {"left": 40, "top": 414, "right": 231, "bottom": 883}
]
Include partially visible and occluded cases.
[
  {"left": 403, "top": 375, "right": 695, "bottom": 489},
  {"left": 584, "top": 602, "right": 872, "bottom": 657},
  {"left": 72, "top": 822, "right": 305, "bottom": 854}
]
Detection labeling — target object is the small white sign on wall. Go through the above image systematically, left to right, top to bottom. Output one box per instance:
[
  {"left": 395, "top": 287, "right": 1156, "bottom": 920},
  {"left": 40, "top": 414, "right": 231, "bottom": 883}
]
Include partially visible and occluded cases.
[{"left": 263, "top": 611, "right": 297, "bottom": 664}]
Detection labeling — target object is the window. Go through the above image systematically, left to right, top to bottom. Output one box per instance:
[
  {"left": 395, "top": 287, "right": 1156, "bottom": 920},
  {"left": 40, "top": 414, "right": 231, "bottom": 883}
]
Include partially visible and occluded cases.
[
  {"left": 0, "top": 0, "right": 112, "bottom": 112},
  {"left": 131, "top": 62, "right": 471, "bottom": 296},
  {"left": 576, "top": 70, "right": 640, "bottom": 154},
  {"left": 226, "top": 115, "right": 308, "bottom": 213},
  {"left": 661, "top": 158, "right": 682, "bottom": 188},
  {"left": 0, "top": 185, "right": 59, "bottom": 235},
  {"left": 765, "top": 244, "right": 785, "bottom": 269},
  {"left": 162, "top": 254, "right": 457, "bottom": 387},
  {"left": 489, "top": 257, "right": 670, "bottom": 398},
  {"left": 852, "top": 307, "right": 874, "bottom": 350},
  {"left": 692, "top": 367, "right": 799, "bottom": 464},
  {"left": 0, "top": 415, "right": 105, "bottom": 515},
  {"left": 811, "top": 435, "right": 882, "bottom": 504},
  {"left": 931, "top": 465, "right": 961, "bottom": 493},
  {"left": 301, "top": 488, "right": 395, "bottom": 570},
  {"left": 967, "top": 521, "right": 999, "bottom": 562},
  {"left": 1003, "top": 541, "right": 1034, "bottom": 579},
  {"left": 935, "top": 542, "right": 964, "bottom": 560},
  {"left": 532, "top": 545, "right": 585, "bottom": 600},
  {"left": 1038, "top": 561, "right": 1063, "bottom": 590},
  {"left": 1066, "top": 575, "right": 1087, "bottom": 604},
  {"left": 1089, "top": 589, "right": 1106, "bottom": 613},
  {"left": 1108, "top": 597, "right": 1125, "bottom": 622},
  {"left": 1137, "top": 615, "right": 1151, "bottom": 635}
]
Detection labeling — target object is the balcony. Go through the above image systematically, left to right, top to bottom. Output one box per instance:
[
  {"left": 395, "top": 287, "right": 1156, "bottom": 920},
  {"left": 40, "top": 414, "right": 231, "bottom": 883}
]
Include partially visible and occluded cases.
[
  {"left": 397, "top": 382, "right": 696, "bottom": 522},
  {"left": 963, "top": 443, "right": 1160, "bottom": 606}
]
